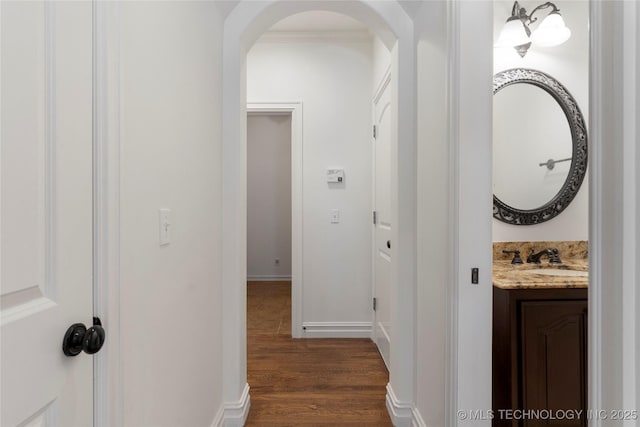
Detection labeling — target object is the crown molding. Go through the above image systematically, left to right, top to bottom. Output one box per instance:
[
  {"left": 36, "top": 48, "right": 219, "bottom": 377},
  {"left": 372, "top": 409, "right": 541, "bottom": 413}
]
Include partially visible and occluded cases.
[{"left": 257, "top": 30, "right": 373, "bottom": 43}]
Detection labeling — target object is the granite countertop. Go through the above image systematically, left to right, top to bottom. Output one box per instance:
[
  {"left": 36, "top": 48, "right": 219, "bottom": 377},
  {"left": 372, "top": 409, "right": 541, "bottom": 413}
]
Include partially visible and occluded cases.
[
  {"left": 492, "top": 241, "right": 589, "bottom": 290},
  {"left": 492, "top": 259, "right": 588, "bottom": 289}
]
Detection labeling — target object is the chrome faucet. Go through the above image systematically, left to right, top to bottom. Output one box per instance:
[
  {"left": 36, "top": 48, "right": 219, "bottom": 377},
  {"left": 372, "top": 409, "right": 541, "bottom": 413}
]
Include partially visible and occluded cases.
[{"left": 527, "top": 248, "right": 562, "bottom": 264}]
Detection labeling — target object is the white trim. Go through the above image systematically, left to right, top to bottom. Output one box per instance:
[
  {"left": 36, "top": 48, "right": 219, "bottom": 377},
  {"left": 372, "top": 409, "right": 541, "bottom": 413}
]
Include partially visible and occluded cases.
[
  {"left": 44, "top": 0, "right": 57, "bottom": 302},
  {"left": 621, "top": 0, "right": 638, "bottom": 416},
  {"left": 93, "top": 1, "right": 122, "bottom": 426},
  {"left": 588, "top": 1, "right": 604, "bottom": 421},
  {"left": 589, "top": 1, "right": 640, "bottom": 420},
  {"left": 93, "top": 2, "right": 108, "bottom": 425},
  {"left": 446, "top": 2, "right": 460, "bottom": 426},
  {"left": 447, "top": 2, "right": 493, "bottom": 425},
  {"left": 258, "top": 30, "right": 372, "bottom": 44},
  {"left": 373, "top": 66, "right": 391, "bottom": 104},
  {"left": 247, "top": 102, "right": 303, "bottom": 339},
  {"left": 246, "top": 275, "right": 292, "bottom": 282},
  {"left": 376, "top": 321, "right": 391, "bottom": 369},
  {"left": 301, "top": 322, "right": 372, "bottom": 338},
  {"left": 223, "top": 383, "right": 251, "bottom": 427},
  {"left": 385, "top": 384, "right": 413, "bottom": 427},
  {"left": 209, "top": 406, "right": 224, "bottom": 427},
  {"left": 411, "top": 406, "right": 427, "bottom": 427}
]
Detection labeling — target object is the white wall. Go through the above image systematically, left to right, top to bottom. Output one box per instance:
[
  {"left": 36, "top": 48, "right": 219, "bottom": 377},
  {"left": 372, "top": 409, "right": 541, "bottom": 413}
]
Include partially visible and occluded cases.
[
  {"left": 493, "top": 0, "right": 589, "bottom": 242},
  {"left": 590, "top": 0, "right": 640, "bottom": 417},
  {"left": 414, "top": 2, "right": 450, "bottom": 425},
  {"left": 414, "top": 2, "right": 495, "bottom": 425},
  {"left": 118, "top": 3, "right": 224, "bottom": 425},
  {"left": 246, "top": 35, "right": 373, "bottom": 330},
  {"left": 247, "top": 114, "right": 292, "bottom": 279}
]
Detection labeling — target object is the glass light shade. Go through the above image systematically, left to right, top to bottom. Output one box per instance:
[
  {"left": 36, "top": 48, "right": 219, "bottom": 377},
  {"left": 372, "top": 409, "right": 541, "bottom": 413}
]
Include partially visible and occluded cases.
[
  {"left": 530, "top": 12, "right": 571, "bottom": 47},
  {"left": 495, "top": 18, "right": 530, "bottom": 48}
]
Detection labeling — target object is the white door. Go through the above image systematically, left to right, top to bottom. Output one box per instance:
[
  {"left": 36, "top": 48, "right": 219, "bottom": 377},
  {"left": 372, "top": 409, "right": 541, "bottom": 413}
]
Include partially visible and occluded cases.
[
  {"left": 1, "top": 2, "right": 94, "bottom": 426},
  {"left": 373, "top": 76, "right": 392, "bottom": 368}
]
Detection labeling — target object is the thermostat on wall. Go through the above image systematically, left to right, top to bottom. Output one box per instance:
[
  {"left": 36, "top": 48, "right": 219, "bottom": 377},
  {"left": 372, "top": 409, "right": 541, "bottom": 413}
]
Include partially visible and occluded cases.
[{"left": 327, "top": 169, "right": 344, "bottom": 183}]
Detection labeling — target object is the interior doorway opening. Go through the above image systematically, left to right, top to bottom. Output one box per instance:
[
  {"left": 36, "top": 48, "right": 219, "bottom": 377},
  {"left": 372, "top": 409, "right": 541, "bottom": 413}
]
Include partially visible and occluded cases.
[
  {"left": 222, "top": 2, "right": 418, "bottom": 423},
  {"left": 245, "top": 15, "right": 391, "bottom": 341},
  {"left": 246, "top": 113, "right": 293, "bottom": 281}
]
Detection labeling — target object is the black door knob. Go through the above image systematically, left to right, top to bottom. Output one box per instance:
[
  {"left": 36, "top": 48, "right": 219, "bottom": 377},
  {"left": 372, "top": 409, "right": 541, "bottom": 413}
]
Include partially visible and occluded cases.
[
  {"left": 387, "top": 240, "right": 391, "bottom": 249},
  {"left": 63, "top": 317, "right": 105, "bottom": 356}
]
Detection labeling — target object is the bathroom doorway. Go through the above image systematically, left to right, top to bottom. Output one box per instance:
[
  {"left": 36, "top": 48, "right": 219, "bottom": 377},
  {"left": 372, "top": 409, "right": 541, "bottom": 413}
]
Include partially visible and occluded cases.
[{"left": 491, "top": 1, "right": 590, "bottom": 423}]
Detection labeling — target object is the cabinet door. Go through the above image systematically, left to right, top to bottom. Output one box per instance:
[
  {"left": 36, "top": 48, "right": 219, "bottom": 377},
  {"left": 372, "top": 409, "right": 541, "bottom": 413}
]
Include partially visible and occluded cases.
[{"left": 520, "top": 300, "right": 587, "bottom": 427}]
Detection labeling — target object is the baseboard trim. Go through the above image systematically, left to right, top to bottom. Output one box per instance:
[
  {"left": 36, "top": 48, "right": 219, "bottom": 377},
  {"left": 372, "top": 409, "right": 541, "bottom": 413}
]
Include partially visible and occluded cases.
[
  {"left": 247, "top": 275, "right": 292, "bottom": 281},
  {"left": 301, "top": 322, "right": 372, "bottom": 338},
  {"left": 376, "top": 322, "right": 391, "bottom": 369},
  {"left": 222, "top": 383, "right": 250, "bottom": 427},
  {"left": 386, "top": 384, "right": 413, "bottom": 427},
  {"left": 210, "top": 405, "right": 224, "bottom": 427},
  {"left": 411, "top": 407, "right": 427, "bottom": 427}
]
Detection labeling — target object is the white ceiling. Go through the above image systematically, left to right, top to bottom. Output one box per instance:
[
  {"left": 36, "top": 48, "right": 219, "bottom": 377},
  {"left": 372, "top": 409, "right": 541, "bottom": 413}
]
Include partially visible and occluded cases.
[{"left": 268, "top": 11, "right": 369, "bottom": 32}]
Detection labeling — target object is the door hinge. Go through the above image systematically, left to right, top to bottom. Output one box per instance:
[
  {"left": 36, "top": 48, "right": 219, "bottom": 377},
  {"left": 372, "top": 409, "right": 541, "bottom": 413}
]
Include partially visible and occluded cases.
[
  {"left": 373, "top": 124, "right": 377, "bottom": 139},
  {"left": 373, "top": 211, "right": 377, "bottom": 225},
  {"left": 373, "top": 297, "right": 377, "bottom": 311}
]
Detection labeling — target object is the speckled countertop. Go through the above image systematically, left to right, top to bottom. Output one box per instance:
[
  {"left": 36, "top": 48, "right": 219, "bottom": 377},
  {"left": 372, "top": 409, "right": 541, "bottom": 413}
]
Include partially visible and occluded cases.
[{"left": 493, "top": 241, "right": 588, "bottom": 290}]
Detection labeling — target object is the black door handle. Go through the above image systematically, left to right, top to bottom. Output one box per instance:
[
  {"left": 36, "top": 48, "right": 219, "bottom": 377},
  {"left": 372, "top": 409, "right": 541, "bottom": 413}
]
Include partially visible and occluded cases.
[
  {"left": 387, "top": 240, "right": 391, "bottom": 249},
  {"left": 63, "top": 317, "right": 105, "bottom": 356}
]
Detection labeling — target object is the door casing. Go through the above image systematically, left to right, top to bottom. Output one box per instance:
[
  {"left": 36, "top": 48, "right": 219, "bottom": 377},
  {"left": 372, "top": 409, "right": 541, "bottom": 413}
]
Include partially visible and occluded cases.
[{"left": 247, "top": 102, "right": 303, "bottom": 338}]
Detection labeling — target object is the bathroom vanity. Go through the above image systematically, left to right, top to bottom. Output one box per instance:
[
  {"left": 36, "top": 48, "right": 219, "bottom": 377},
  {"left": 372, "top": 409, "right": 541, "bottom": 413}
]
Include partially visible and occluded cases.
[{"left": 492, "top": 246, "right": 588, "bottom": 427}]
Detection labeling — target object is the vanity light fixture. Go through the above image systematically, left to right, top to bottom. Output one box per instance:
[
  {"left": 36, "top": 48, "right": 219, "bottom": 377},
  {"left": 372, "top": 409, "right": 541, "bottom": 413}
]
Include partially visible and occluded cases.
[{"left": 495, "top": 1, "right": 571, "bottom": 57}]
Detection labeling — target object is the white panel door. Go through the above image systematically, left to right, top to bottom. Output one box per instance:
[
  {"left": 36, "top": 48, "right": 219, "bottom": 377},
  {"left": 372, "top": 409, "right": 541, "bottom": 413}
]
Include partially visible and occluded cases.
[
  {"left": 1, "top": 2, "right": 94, "bottom": 426},
  {"left": 373, "top": 77, "right": 392, "bottom": 368}
]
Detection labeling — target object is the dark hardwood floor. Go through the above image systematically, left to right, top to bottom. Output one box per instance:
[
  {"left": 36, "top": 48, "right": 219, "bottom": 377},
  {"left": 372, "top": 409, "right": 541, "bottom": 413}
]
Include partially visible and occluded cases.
[{"left": 246, "top": 281, "right": 392, "bottom": 426}]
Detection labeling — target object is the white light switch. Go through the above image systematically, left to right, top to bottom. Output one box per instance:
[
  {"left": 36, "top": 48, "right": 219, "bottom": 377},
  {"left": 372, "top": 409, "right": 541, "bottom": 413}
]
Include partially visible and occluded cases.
[
  {"left": 159, "top": 208, "right": 171, "bottom": 245},
  {"left": 330, "top": 209, "right": 340, "bottom": 224}
]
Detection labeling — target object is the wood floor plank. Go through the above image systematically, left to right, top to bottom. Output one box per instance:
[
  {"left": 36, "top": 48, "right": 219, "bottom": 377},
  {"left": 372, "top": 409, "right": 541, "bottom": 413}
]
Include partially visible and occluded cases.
[{"left": 246, "top": 282, "right": 392, "bottom": 426}]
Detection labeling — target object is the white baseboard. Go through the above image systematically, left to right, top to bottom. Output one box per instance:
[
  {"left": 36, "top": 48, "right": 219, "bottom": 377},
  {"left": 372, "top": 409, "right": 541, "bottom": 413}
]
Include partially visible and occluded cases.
[
  {"left": 246, "top": 275, "right": 292, "bottom": 281},
  {"left": 301, "top": 322, "right": 372, "bottom": 338},
  {"left": 376, "top": 322, "right": 391, "bottom": 369},
  {"left": 222, "top": 383, "right": 251, "bottom": 427},
  {"left": 386, "top": 384, "right": 413, "bottom": 427},
  {"left": 210, "top": 405, "right": 224, "bottom": 427},
  {"left": 411, "top": 407, "right": 427, "bottom": 427}
]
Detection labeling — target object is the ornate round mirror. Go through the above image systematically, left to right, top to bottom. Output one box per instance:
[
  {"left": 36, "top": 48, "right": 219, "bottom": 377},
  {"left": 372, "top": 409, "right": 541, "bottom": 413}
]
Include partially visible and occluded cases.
[{"left": 493, "top": 68, "right": 588, "bottom": 225}]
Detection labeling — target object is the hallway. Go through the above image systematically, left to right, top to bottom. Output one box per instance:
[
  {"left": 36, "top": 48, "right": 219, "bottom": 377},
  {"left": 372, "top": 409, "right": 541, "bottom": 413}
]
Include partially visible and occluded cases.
[{"left": 246, "top": 282, "right": 392, "bottom": 425}]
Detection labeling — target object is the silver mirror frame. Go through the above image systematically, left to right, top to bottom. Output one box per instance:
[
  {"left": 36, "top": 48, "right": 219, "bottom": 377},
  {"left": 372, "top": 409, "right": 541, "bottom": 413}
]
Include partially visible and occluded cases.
[{"left": 493, "top": 68, "right": 588, "bottom": 225}]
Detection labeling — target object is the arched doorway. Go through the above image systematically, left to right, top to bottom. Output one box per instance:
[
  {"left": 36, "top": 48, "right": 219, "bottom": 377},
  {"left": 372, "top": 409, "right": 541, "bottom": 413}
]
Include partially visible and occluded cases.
[{"left": 220, "top": 1, "right": 418, "bottom": 425}]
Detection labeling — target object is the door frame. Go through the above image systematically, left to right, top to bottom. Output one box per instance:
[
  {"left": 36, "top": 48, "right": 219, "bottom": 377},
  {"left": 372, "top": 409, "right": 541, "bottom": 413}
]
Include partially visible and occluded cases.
[
  {"left": 588, "top": 0, "right": 640, "bottom": 420},
  {"left": 93, "top": 1, "right": 122, "bottom": 426},
  {"left": 222, "top": 2, "right": 417, "bottom": 423},
  {"left": 247, "top": 102, "right": 303, "bottom": 338}
]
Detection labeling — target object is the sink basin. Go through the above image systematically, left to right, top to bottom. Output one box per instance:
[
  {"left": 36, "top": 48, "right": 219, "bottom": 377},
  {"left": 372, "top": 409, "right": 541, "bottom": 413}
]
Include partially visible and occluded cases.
[{"left": 527, "top": 268, "right": 588, "bottom": 277}]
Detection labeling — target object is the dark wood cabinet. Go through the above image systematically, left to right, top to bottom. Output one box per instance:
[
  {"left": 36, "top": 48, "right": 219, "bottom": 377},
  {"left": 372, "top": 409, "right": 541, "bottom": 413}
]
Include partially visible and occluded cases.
[{"left": 493, "top": 287, "right": 588, "bottom": 427}]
